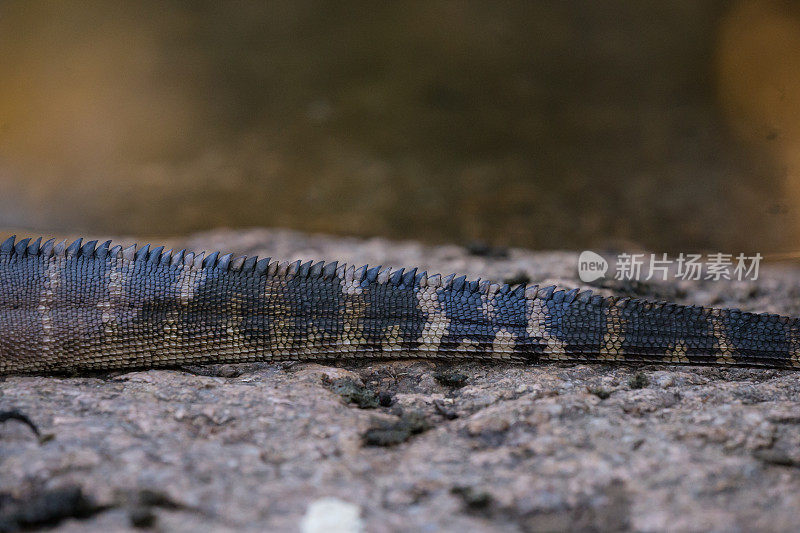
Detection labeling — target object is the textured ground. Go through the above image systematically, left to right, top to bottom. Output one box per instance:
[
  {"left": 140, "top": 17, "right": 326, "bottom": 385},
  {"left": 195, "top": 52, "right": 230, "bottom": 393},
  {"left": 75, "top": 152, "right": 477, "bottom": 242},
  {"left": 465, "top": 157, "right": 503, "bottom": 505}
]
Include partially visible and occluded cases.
[{"left": 3, "top": 228, "right": 800, "bottom": 532}]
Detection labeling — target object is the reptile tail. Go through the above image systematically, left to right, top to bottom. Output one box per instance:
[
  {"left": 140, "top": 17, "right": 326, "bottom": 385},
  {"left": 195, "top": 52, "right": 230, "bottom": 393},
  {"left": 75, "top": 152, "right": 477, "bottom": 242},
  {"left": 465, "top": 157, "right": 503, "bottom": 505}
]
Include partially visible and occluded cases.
[
  {"left": 1, "top": 235, "right": 798, "bottom": 373},
  {"left": 516, "top": 288, "right": 799, "bottom": 368}
]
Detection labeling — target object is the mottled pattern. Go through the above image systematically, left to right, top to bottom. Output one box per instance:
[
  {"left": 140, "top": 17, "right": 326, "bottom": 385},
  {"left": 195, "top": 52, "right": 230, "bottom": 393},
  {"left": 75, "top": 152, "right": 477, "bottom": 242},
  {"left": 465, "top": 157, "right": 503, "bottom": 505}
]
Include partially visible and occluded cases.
[{"left": 1, "top": 235, "right": 799, "bottom": 374}]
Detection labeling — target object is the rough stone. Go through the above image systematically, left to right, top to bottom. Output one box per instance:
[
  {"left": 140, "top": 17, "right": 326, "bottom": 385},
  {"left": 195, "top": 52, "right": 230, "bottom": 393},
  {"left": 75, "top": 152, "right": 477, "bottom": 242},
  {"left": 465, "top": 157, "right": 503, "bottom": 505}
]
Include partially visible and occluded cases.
[{"left": 3, "top": 228, "right": 800, "bottom": 531}]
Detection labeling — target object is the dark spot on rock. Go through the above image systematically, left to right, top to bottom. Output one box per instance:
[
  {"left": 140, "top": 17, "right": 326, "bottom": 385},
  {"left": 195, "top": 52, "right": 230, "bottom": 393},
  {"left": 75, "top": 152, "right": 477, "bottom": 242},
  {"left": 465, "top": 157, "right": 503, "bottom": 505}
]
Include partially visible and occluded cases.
[
  {"left": 464, "top": 241, "right": 509, "bottom": 258},
  {"left": 503, "top": 272, "right": 531, "bottom": 286},
  {"left": 434, "top": 371, "right": 468, "bottom": 388},
  {"left": 628, "top": 372, "right": 649, "bottom": 390},
  {"left": 328, "top": 378, "right": 380, "bottom": 409},
  {"left": 588, "top": 386, "right": 611, "bottom": 399},
  {"left": 378, "top": 391, "right": 394, "bottom": 407},
  {"left": 434, "top": 399, "right": 458, "bottom": 419},
  {"left": 363, "top": 411, "right": 430, "bottom": 446},
  {"left": 767, "top": 412, "right": 800, "bottom": 424},
  {"left": 363, "top": 426, "right": 410, "bottom": 447},
  {"left": 471, "top": 430, "right": 508, "bottom": 448},
  {"left": 753, "top": 449, "right": 800, "bottom": 467},
  {"left": 519, "top": 479, "right": 630, "bottom": 532},
  {"left": 0, "top": 486, "right": 101, "bottom": 531},
  {"left": 451, "top": 486, "right": 493, "bottom": 512},
  {"left": 124, "top": 489, "right": 192, "bottom": 528},
  {"left": 136, "top": 489, "right": 182, "bottom": 510},
  {"left": 129, "top": 506, "right": 157, "bottom": 529}
]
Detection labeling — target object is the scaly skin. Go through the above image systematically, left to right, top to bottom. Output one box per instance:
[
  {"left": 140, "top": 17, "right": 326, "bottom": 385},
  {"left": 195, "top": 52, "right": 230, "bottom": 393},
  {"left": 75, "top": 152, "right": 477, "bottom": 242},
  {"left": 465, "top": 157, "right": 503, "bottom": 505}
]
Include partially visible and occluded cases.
[{"left": 0, "top": 235, "right": 798, "bottom": 375}]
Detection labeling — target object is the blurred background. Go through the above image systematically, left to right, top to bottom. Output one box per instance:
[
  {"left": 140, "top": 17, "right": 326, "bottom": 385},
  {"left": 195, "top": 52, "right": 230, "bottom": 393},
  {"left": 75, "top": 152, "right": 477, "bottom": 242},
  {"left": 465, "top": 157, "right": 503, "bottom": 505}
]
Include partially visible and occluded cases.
[{"left": 0, "top": 0, "right": 798, "bottom": 252}]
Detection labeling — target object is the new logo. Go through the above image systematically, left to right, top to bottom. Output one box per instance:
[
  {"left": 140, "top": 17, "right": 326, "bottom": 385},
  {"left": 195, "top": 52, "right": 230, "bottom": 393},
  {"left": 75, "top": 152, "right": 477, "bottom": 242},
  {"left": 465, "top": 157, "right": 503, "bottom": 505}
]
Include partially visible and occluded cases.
[{"left": 577, "top": 251, "right": 608, "bottom": 283}]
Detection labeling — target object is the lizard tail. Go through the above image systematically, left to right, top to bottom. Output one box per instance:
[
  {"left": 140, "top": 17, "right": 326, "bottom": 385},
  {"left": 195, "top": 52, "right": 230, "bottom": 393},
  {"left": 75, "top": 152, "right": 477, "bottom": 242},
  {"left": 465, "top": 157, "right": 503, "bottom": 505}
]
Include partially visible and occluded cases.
[
  {"left": 1, "top": 235, "right": 798, "bottom": 373},
  {"left": 508, "top": 287, "right": 799, "bottom": 368}
]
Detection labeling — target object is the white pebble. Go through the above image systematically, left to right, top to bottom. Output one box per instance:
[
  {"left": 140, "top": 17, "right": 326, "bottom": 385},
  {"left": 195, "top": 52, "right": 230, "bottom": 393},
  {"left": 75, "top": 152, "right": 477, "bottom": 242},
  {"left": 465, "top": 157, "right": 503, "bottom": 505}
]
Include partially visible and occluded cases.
[{"left": 300, "top": 497, "right": 363, "bottom": 533}]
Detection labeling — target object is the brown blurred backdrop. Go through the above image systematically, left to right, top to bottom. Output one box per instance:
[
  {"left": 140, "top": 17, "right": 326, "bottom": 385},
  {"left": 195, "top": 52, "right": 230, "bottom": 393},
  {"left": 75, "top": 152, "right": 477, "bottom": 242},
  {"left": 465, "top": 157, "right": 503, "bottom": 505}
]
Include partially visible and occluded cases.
[{"left": 0, "top": 0, "right": 798, "bottom": 252}]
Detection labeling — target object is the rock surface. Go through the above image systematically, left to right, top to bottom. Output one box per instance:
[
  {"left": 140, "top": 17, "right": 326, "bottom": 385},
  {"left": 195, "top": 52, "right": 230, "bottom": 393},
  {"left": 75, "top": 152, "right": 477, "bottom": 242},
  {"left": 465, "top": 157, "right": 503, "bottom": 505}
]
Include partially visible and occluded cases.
[{"left": 3, "top": 228, "right": 800, "bottom": 532}]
